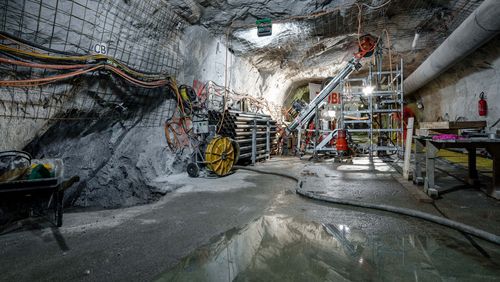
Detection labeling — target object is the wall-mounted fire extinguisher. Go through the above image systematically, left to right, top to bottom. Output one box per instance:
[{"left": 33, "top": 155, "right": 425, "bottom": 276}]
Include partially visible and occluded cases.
[{"left": 478, "top": 92, "right": 487, "bottom": 116}]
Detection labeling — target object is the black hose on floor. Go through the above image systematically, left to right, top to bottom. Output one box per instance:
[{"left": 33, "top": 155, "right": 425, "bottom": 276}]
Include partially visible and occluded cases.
[{"left": 232, "top": 165, "right": 500, "bottom": 246}]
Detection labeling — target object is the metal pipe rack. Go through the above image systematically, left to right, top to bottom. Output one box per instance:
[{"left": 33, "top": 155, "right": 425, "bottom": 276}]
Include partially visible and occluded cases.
[{"left": 209, "top": 110, "right": 277, "bottom": 165}]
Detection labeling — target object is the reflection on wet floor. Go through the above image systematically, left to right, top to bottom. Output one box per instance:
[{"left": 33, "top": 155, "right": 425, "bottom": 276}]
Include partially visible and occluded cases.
[{"left": 156, "top": 215, "right": 500, "bottom": 281}]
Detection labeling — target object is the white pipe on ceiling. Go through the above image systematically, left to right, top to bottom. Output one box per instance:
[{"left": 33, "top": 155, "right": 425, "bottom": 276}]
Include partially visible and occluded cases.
[{"left": 404, "top": 0, "right": 500, "bottom": 95}]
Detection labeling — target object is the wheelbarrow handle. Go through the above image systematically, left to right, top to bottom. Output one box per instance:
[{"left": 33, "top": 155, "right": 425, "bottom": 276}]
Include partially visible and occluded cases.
[{"left": 60, "top": 176, "right": 80, "bottom": 191}]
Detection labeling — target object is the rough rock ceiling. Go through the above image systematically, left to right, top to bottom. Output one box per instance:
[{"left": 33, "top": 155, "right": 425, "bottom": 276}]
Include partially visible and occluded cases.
[{"left": 171, "top": 0, "right": 483, "bottom": 77}]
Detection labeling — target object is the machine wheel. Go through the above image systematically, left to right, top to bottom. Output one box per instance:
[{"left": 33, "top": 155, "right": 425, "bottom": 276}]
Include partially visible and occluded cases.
[
  {"left": 205, "top": 136, "right": 236, "bottom": 176},
  {"left": 187, "top": 163, "right": 199, "bottom": 178}
]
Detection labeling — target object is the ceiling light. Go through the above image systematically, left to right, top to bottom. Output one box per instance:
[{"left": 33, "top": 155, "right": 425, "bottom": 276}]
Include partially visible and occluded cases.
[
  {"left": 233, "top": 22, "right": 308, "bottom": 48},
  {"left": 412, "top": 31, "right": 420, "bottom": 50},
  {"left": 362, "top": 86, "right": 374, "bottom": 95},
  {"left": 327, "top": 110, "right": 336, "bottom": 117}
]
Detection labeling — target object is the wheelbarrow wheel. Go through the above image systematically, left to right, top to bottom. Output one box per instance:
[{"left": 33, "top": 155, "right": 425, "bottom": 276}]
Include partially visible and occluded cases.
[{"left": 187, "top": 162, "right": 199, "bottom": 178}]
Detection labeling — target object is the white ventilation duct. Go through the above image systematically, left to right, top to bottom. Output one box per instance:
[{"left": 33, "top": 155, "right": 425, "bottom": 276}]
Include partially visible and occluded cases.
[{"left": 404, "top": 0, "right": 500, "bottom": 95}]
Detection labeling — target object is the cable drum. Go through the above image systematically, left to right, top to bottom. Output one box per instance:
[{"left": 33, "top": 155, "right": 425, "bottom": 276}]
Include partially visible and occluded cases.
[{"left": 205, "top": 136, "right": 236, "bottom": 176}]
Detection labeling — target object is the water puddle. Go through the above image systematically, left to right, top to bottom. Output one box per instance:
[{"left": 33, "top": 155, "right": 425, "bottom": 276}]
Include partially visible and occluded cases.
[{"left": 157, "top": 215, "right": 499, "bottom": 281}]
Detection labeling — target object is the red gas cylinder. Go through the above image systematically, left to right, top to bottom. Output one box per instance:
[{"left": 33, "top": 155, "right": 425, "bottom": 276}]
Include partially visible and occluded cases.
[
  {"left": 478, "top": 92, "right": 487, "bottom": 116},
  {"left": 336, "top": 129, "right": 348, "bottom": 152}
]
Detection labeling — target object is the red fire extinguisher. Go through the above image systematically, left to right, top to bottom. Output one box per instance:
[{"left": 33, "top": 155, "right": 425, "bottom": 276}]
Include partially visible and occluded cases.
[
  {"left": 478, "top": 92, "right": 487, "bottom": 116},
  {"left": 336, "top": 129, "right": 349, "bottom": 153}
]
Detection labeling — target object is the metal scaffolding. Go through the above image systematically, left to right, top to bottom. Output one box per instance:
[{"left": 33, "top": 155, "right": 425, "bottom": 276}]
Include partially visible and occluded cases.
[
  {"left": 294, "top": 57, "right": 404, "bottom": 158},
  {"left": 340, "top": 58, "right": 404, "bottom": 156}
]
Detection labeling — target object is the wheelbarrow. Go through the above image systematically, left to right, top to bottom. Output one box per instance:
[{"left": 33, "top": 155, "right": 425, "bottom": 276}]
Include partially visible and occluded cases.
[{"left": 0, "top": 151, "right": 79, "bottom": 227}]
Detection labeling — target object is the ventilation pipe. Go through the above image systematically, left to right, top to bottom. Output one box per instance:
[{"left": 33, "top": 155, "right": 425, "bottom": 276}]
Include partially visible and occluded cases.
[{"left": 404, "top": 0, "right": 500, "bottom": 95}]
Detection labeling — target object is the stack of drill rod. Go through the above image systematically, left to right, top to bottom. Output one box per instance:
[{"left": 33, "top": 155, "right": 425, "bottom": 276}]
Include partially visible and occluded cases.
[{"left": 208, "top": 110, "right": 277, "bottom": 163}]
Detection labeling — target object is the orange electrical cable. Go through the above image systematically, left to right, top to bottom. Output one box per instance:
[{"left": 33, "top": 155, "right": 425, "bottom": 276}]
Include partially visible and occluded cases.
[
  {"left": 355, "top": 3, "right": 382, "bottom": 54},
  {"left": 382, "top": 29, "right": 394, "bottom": 85},
  {"left": 216, "top": 31, "right": 230, "bottom": 133},
  {"left": 0, "top": 41, "right": 166, "bottom": 80},
  {"left": 0, "top": 44, "right": 106, "bottom": 61},
  {"left": 0, "top": 57, "right": 91, "bottom": 69},
  {"left": 0, "top": 60, "right": 170, "bottom": 88},
  {"left": 0, "top": 65, "right": 101, "bottom": 87},
  {"left": 104, "top": 65, "right": 168, "bottom": 87},
  {"left": 171, "top": 79, "right": 187, "bottom": 116},
  {"left": 164, "top": 122, "right": 181, "bottom": 150}
]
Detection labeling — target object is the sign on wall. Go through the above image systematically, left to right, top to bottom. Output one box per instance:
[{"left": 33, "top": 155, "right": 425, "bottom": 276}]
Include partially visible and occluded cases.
[
  {"left": 256, "top": 18, "right": 272, "bottom": 37},
  {"left": 93, "top": 43, "right": 108, "bottom": 55},
  {"left": 328, "top": 92, "right": 340, "bottom": 104}
]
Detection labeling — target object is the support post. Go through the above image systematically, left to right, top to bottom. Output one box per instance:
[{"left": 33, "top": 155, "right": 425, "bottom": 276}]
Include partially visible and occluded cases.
[
  {"left": 400, "top": 57, "right": 405, "bottom": 156},
  {"left": 313, "top": 105, "right": 319, "bottom": 159},
  {"left": 403, "top": 117, "right": 414, "bottom": 180},
  {"left": 252, "top": 119, "right": 257, "bottom": 165},
  {"left": 266, "top": 120, "right": 270, "bottom": 159},
  {"left": 297, "top": 127, "right": 301, "bottom": 155},
  {"left": 413, "top": 138, "right": 425, "bottom": 185},
  {"left": 424, "top": 141, "right": 439, "bottom": 197},
  {"left": 486, "top": 146, "right": 500, "bottom": 199},
  {"left": 466, "top": 147, "right": 479, "bottom": 186}
]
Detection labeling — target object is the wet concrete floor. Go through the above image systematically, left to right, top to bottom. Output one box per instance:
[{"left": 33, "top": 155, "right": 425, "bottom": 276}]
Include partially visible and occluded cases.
[{"left": 0, "top": 157, "right": 499, "bottom": 281}]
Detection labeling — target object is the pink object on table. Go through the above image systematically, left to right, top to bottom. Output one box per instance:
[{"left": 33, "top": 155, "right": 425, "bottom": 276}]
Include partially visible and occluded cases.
[{"left": 432, "top": 134, "right": 463, "bottom": 140}]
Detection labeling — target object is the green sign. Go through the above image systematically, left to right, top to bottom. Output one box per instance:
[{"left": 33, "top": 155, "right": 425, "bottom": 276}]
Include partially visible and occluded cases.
[{"left": 256, "top": 18, "right": 272, "bottom": 37}]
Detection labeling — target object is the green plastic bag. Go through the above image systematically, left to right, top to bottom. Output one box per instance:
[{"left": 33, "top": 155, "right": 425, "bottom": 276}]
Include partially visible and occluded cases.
[{"left": 28, "top": 164, "right": 53, "bottom": 180}]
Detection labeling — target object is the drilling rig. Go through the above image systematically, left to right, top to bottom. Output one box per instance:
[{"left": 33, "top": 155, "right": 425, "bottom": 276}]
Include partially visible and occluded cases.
[{"left": 286, "top": 35, "right": 377, "bottom": 156}]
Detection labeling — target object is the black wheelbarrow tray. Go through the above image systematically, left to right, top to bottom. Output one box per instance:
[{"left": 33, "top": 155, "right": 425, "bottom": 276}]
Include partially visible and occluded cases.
[{"left": 0, "top": 159, "right": 78, "bottom": 227}]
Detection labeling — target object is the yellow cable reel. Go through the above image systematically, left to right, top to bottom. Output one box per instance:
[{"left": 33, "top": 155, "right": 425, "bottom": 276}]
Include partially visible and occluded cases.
[{"left": 205, "top": 136, "right": 235, "bottom": 176}]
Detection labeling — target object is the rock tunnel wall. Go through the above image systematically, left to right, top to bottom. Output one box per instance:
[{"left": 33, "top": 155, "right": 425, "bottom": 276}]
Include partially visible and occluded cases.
[
  {"left": 0, "top": 0, "right": 188, "bottom": 207},
  {"left": 0, "top": 0, "right": 185, "bottom": 150},
  {"left": 0, "top": 0, "right": 282, "bottom": 208},
  {"left": 178, "top": 25, "right": 290, "bottom": 120},
  {"left": 179, "top": 25, "right": 263, "bottom": 98},
  {"left": 413, "top": 35, "right": 500, "bottom": 131}
]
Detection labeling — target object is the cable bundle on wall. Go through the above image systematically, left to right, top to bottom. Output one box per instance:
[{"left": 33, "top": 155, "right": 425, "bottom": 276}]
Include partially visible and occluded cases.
[{"left": 0, "top": 32, "right": 174, "bottom": 90}]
